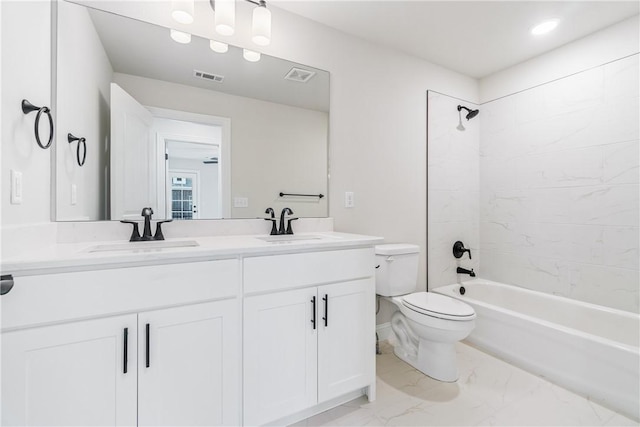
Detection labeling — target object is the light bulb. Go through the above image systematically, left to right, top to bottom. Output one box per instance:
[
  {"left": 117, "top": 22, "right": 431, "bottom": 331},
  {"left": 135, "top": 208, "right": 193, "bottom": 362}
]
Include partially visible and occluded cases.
[
  {"left": 171, "top": 0, "right": 194, "bottom": 24},
  {"left": 215, "top": 0, "right": 235, "bottom": 36},
  {"left": 252, "top": 5, "right": 271, "bottom": 46},
  {"left": 170, "top": 29, "right": 191, "bottom": 44},
  {"left": 210, "top": 40, "right": 229, "bottom": 53},
  {"left": 243, "top": 49, "right": 261, "bottom": 62}
]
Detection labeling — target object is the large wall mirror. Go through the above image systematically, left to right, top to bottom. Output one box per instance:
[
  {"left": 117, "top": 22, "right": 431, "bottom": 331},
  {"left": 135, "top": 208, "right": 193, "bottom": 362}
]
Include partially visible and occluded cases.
[{"left": 54, "top": 0, "right": 329, "bottom": 221}]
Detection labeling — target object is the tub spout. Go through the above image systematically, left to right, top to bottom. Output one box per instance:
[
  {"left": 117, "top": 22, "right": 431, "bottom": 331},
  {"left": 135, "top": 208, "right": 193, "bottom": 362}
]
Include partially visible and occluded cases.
[{"left": 457, "top": 267, "right": 475, "bottom": 277}]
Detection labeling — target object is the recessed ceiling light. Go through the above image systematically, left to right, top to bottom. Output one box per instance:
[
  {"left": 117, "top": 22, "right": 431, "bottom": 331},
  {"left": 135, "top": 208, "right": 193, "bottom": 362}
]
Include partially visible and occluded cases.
[{"left": 531, "top": 19, "right": 559, "bottom": 36}]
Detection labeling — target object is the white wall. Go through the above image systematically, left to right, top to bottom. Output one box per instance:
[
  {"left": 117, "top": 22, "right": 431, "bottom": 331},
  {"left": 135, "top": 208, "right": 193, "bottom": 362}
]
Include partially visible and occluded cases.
[
  {"left": 56, "top": 0, "right": 113, "bottom": 221},
  {"left": 1, "top": 1, "right": 52, "bottom": 227},
  {"left": 480, "top": 15, "right": 639, "bottom": 102},
  {"left": 479, "top": 54, "right": 639, "bottom": 313},
  {"left": 114, "top": 72, "right": 329, "bottom": 219},
  {"left": 427, "top": 92, "right": 480, "bottom": 289}
]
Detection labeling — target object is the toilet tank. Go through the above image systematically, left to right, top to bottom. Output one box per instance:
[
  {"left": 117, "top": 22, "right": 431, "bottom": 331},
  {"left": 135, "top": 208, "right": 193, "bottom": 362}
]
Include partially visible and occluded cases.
[{"left": 375, "top": 244, "right": 420, "bottom": 296}]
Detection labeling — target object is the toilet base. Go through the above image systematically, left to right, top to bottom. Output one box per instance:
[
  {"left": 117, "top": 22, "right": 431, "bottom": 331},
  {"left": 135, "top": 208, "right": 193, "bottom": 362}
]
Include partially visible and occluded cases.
[{"left": 392, "top": 339, "right": 459, "bottom": 382}]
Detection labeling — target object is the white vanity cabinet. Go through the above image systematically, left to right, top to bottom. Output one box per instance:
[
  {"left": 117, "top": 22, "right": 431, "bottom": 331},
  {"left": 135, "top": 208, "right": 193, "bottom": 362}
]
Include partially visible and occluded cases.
[
  {"left": 1, "top": 235, "right": 381, "bottom": 426},
  {"left": 242, "top": 248, "right": 376, "bottom": 425},
  {"left": 1, "top": 259, "right": 241, "bottom": 427},
  {"left": 138, "top": 299, "right": 239, "bottom": 426},
  {"left": 2, "top": 314, "right": 138, "bottom": 426}
]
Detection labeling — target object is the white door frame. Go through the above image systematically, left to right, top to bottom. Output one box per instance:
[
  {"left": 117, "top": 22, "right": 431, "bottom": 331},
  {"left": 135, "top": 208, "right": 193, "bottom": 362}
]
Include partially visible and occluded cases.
[{"left": 147, "top": 106, "right": 231, "bottom": 219}]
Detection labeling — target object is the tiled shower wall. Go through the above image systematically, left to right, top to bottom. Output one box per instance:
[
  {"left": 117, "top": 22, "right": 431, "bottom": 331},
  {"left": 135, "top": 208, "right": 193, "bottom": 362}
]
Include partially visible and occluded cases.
[
  {"left": 479, "top": 55, "right": 639, "bottom": 313},
  {"left": 427, "top": 92, "right": 480, "bottom": 289}
]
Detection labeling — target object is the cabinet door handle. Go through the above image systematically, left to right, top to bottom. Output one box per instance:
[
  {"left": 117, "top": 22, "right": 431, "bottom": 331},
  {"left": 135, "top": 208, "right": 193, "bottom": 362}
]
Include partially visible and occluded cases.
[
  {"left": 322, "top": 294, "right": 328, "bottom": 327},
  {"left": 311, "top": 296, "right": 316, "bottom": 330},
  {"left": 146, "top": 323, "right": 150, "bottom": 368},
  {"left": 123, "top": 328, "right": 129, "bottom": 374}
]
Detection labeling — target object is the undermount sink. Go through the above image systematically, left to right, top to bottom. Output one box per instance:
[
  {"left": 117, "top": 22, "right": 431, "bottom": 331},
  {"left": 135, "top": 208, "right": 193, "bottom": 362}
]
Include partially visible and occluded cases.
[
  {"left": 256, "top": 235, "right": 324, "bottom": 243},
  {"left": 85, "top": 240, "right": 200, "bottom": 253}
]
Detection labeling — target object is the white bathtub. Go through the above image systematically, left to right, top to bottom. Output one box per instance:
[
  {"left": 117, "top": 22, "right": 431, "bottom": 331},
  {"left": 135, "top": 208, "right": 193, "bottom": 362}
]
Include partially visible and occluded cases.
[{"left": 433, "top": 279, "right": 640, "bottom": 421}]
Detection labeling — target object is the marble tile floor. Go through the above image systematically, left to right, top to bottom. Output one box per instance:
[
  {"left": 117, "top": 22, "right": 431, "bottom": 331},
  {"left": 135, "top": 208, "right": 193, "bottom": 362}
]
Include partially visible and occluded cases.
[{"left": 294, "top": 341, "right": 638, "bottom": 426}]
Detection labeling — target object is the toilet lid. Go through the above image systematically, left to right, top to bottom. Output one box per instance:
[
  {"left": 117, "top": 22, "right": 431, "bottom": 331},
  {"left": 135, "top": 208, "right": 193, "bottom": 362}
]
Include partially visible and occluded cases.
[{"left": 402, "top": 292, "right": 475, "bottom": 320}]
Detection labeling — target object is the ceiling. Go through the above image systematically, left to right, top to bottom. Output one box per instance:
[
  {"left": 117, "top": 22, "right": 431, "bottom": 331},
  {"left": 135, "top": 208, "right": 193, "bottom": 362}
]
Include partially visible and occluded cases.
[
  {"left": 272, "top": 1, "right": 640, "bottom": 78},
  {"left": 79, "top": 3, "right": 330, "bottom": 112}
]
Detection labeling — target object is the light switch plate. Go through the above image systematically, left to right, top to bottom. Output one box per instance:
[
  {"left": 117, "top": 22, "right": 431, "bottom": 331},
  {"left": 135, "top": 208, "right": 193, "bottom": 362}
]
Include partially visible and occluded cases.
[
  {"left": 11, "top": 170, "right": 23, "bottom": 204},
  {"left": 71, "top": 184, "right": 77, "bottom": 205}
]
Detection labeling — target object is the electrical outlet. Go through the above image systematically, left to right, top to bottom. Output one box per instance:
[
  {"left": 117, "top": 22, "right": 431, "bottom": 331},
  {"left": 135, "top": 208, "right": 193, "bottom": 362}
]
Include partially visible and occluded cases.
[
  {"left": 11, "top": 170, "right": 23, "bottom": 204},
  {"left": 345, "top": 191, "right": 354, "bottom": 208},
  {"left": 234, "top": 197, "right": 249, "bottom": 208}
]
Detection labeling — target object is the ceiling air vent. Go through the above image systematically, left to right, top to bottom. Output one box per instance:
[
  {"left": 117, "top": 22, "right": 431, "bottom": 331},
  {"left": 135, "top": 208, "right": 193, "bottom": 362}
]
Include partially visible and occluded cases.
[
  {"left": 284, "top": 67, "right": 316, "bottom": 83},
  {"left": 193, "top": 69, "right": 224, "bottom": 83}
]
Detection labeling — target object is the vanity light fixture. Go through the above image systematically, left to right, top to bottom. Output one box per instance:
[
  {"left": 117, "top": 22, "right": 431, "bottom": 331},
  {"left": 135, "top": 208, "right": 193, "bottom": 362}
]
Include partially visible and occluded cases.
[
  {"left": 171, "top": 0, "right": 194, "bottom": 24},
  {"left": 209, "top": 0, "right": 272, "bottom": 46},
  {"left": 212, "top": 0, "right": 236, "bottom": 36},
  {"left": 251, "top": 0, "right": 271, "bottom": 46},
  {"left": 531, "top": 19, "right": 559, "bottom": 36},
  {"left": 170, "top": 29, "right": 192, "bottom": 44},
  {"left": 210, "top": 40, "right": 229, "bottom": 53},
  {"left": 243, "top": 49, "right": 261, "bottom": 62}
]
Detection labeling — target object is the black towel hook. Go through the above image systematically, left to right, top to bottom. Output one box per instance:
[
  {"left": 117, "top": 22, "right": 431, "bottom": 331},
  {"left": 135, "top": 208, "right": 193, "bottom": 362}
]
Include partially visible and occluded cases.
[
  {"left": 21, "top": 99, "right": 54, "bottom": 149},
  {"left": 67, "top": 133, "right": 87, "bottom": 166}
]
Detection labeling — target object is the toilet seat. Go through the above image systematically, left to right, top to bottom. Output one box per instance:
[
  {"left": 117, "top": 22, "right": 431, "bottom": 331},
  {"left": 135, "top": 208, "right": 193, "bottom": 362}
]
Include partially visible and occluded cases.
[{"left": 401, "top": 292, "right": 476, "bottom": 321}]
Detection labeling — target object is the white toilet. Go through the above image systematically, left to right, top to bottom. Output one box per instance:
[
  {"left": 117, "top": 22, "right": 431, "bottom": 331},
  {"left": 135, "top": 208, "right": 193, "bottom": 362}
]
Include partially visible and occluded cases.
[{"left": 375, "top": 244, "right": 476, "bottom": 382}]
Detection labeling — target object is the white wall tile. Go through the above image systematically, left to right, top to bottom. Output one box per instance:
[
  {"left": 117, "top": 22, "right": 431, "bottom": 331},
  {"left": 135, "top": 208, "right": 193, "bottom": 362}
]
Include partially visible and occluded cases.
[
  {"left": 474, "top": 55, "right": 639, "bottom": 313},
  {"left": 604, "top": 141, "right": 639, "bottom": 185},
  {"left": 568, "top": 263, "right": 639, "bottom": 312}
]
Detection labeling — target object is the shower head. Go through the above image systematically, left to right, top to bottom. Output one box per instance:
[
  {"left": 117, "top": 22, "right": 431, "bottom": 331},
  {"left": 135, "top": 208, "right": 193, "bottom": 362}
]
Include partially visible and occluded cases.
[{"left": 457, "top": 105, "right": 479, "bottom": 121}]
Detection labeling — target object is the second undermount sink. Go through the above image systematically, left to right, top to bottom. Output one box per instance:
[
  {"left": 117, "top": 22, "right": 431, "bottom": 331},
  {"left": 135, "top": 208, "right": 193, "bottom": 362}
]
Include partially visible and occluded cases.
[{"left": 85, "top": 240, "right": 200, "bottom": 253}]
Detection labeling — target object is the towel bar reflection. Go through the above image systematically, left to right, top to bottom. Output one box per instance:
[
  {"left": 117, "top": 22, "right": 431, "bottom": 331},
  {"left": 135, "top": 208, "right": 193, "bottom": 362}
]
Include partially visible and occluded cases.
[
  {"left": 67, "top": 133, "right": 87, "bottom": 166},
  {"left": 279, "top": 192, "right": 324, "bottom": 198}
]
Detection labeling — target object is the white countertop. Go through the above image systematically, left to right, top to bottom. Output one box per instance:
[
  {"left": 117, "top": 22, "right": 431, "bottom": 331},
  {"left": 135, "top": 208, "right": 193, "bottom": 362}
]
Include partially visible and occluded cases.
[{"left": 1, "top": 232, "right": 384, "bottom": 276}]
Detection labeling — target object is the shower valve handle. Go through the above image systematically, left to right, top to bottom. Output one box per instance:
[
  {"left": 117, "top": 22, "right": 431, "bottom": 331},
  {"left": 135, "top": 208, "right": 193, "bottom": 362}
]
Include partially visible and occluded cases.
[{"left": 453, "top": 241, "right": 471, "bottom": 259}]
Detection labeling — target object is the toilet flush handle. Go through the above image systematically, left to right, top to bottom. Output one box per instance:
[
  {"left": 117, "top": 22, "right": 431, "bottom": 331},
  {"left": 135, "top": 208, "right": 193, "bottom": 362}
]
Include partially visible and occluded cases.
[{"left": 386, "top": 256, "right": 395, "bottom": 262}]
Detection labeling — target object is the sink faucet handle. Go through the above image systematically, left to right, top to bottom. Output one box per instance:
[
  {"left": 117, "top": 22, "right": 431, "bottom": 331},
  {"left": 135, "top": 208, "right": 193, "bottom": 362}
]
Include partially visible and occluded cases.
[
  {"left": 141, "top": 207, "right": 154, "bottom": 217},
  {"left": 264, "top": 207, "right": 278, "bottom": 235},
  {"left": 285, "top": 217, "right": 299, "bottom": 235},
  {"left": 153, "top": 219, "right": 173, "bottom": 241},
  {"left": 120, "top": 220, "right": 141, "bottom": 242},
  {"left": 453, "top": 241, "right": 472, "bottom": 259}
]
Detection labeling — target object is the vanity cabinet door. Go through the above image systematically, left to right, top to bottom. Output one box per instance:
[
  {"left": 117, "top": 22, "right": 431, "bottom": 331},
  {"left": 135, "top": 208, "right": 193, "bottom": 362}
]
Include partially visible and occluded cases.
[
  {"left": 317, "top": 278, "right": 375, "bottom": 403},
  {"left": 243, "top": 288, "right": 318, "bottom": 425},
  {"left": 137, "top": 299, "right": 240, "bottom": 426},
  {"left": 1, "top": 315, "right": 137, "bottom": 426}
]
